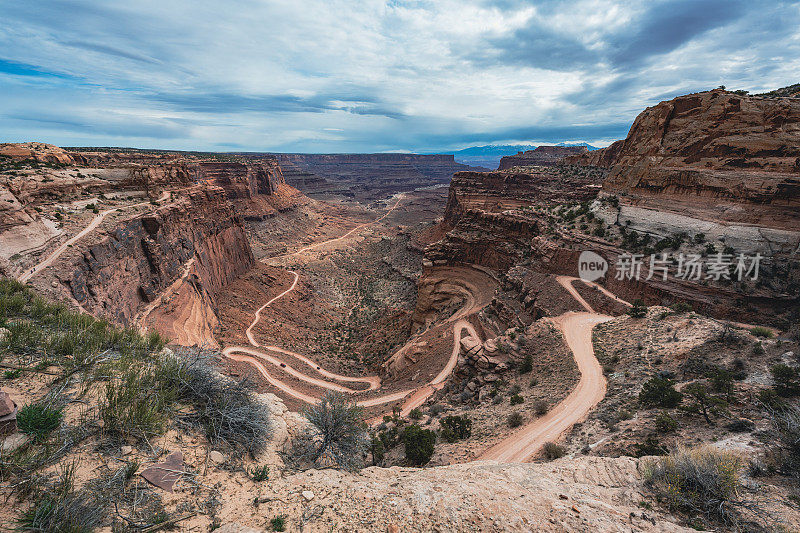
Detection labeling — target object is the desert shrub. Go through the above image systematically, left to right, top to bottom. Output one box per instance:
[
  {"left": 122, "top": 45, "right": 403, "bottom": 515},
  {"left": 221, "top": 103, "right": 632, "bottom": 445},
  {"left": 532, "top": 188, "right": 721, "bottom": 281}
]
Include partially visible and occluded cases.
[
  {"left": 627, "top": 300, "right": 648, "bottom": 318},
  {"left": 670, "top": 302, "right": 693, "bottom": 314},
  {"left": 750, "top": 326, "right": 773, "bottom": 338},
  {"left": 752, "top": 342, "right": 765, "bottom": 355},
  {"left": 99, "top": 362, "right": 175, "bottom": 440},
  {"left": 771, "top": 364, "right": 800, "bottom": 397},
  {"left": 4, "top": 368, "right": 22, "bottom": 379},
  {"left": 639, "top": 376, "right": 683, "bottom": 408},
  {"left": 683, "top": 382, "right": 727, "bottom": 424},
  {"left": 508, "top": 384, "right": 521, "bottom": 395},
  {"left": 757, "top": 388, "right": 786, "bottom": 410},
  {"left": 302, "top": 392, "right": 367, "bottom": 471},
  {"left": 510, "top": 394, "right": 524, "bottom": 405},
  {"left": 534, "top": 399, "right": 549, "bottom": 416},
  {"left": 764, "top": 402, "right": 800, "bottom": 476},
  {"left": 17, "top": 403, "right": 63, "bottom": 442},
  {"left": 428, "top": 404, "right": 445, "bottom": 417},
  {"left": 409, "top": 408, "right": 422, "bottom": 420},
  {"left": 654, "top": 411, "right": 678, "bottom": 434},
  {"left": 508, "top": 412, "right": 524, "bottom": 428},
  {"left": 439, "top": 415, "right": 472, "bottom": 443},
  {"left": 725, "top": 419, "right": 754, "bottom": 433},
  {"left": 402, "top": 425, "right": 436, "bottom": 465},
  {"left": 632, "top": 436, "right": 667, "bottom": 457},
  {"left": 370, "top": 437, "right": 385, "bottom": 465},
  {"left": 543, "top": 442, "right": 566, "bottom": 460},
  {"left": 644, "top": 446, "right": 743, "bottom": 523},
  {"left": 17, "top": 462, "right": 104, "bottom": 533},
  {"left": 249, "top": 464, "right": 270, "bottom": 482},
  {"left": 270, "top": 514, "right": 287, "bottom": 531}
]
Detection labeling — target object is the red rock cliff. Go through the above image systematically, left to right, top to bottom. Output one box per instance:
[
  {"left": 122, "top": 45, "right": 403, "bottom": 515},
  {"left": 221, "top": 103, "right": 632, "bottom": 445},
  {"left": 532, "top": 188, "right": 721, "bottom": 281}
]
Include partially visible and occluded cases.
[{"left": 66, "top": 185, "right": 255, "bottom": 329}]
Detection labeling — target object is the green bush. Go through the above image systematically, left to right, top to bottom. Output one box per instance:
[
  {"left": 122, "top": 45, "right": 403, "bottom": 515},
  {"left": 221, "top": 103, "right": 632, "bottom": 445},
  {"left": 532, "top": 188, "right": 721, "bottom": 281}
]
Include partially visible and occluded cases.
[
  {"left": 627, "top": 300, "right": 648, "bottom": 318},
  {"left": 670, "top": 302, "right": 693, "bottom": 314},
  {"left": 750, "top": 326, "right": 773, "bottom": 338},
  {"left": 519, "top": 353, "right": 533, "bottom": 374},
  {"left": 639, "top": 376, "right": 683, "bottom": 408},
  {"left": 510, "top": 394, "right": 524, "bottom": 406},
  {"left": 534, "top": 399, "right": 549, "bottom": 416},
  {"left": 17, "top": 403, "right": 63, "bottom": 442},
  {"left": 409, "top": 408, "right": 422, "bottom": 420},
  {"left": 654, "top": 411, "right": 678, "bottom": 433},
  {"left": 507, "top": 412, "right": 524, "bottom": 428},
  {"left": 439, "top": 415, "right": 472, "bottom": 443},
  {"left": 402, "top": 425, "right": 436, "bottom": 465},
  {"left": 543, "top": 442, "right": 566, "bottom": 460},
  {"left": 249, "top": 464, "right": 270, "bottom": 482},
  {"left": 270, "top": 514, "right": 287, "bottom": 531}
]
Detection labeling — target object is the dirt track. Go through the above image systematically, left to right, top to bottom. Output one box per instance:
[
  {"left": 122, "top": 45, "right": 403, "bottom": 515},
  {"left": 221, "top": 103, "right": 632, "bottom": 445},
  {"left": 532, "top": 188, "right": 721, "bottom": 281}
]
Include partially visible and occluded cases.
[
  {"left": 19, "top": 191, "right": 172, "bottom": 284},
  {"left": 477, "top": 276, "right": 627, "bottom": 462}
]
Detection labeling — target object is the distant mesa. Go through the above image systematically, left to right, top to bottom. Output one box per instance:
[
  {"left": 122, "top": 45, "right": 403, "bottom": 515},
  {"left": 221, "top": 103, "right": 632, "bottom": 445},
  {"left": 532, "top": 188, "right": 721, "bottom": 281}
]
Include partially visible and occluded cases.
[{"left": 497, "top": 145, "right": 589, "bottom": 170}]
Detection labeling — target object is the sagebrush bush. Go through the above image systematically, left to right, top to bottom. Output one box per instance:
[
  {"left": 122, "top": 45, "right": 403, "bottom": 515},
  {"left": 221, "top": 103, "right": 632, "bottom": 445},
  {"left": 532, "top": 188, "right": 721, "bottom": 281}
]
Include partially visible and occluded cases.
[
  {"left": 302, "top": 392, "right": 367, "bottom": 471},
  {"left": 507, "top": 412, "right": 524, "bottom": 428},
  {"left": 543, "top": 442, "right": 566, "bottom": 460},
  {"left": 644, "top": 446, "right": 743, "bottom": 522}
]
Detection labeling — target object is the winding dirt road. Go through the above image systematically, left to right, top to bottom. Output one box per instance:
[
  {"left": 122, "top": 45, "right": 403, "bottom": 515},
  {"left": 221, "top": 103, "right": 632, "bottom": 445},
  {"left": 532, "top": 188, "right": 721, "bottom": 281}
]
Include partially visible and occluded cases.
[
  {"left": 221, "top": 194, "right": 489, "bottom": 417},
  {"left": 477, "top": 276, "right": 627, "bottom": 462}
]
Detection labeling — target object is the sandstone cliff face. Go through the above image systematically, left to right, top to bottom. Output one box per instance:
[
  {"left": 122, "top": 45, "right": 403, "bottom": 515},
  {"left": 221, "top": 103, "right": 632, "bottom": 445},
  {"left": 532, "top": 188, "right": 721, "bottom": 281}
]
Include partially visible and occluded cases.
[
  {"left": 567, "top": 89, "right": 800, "bottom": 233},
  {"left": 497, "top": 145, "right": 589, "bottom": 170},
  {"left": 196, "top": 159, "right": 285, "bottom": 199},
  {"left": 66, "top": 186, "right": 254, "bottom": 330}
]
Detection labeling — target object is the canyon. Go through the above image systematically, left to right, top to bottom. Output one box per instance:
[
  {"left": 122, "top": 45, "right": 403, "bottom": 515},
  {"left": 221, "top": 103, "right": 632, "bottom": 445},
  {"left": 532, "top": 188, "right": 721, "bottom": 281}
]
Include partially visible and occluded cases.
[{"left": 1, "top": 86, "right": 799, "bottom": 532}]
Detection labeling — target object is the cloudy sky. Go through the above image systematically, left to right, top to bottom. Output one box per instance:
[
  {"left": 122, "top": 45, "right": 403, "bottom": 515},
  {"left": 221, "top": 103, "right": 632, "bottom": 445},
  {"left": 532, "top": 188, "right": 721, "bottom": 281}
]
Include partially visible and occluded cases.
[{"left": 1, "top": 0, "right": 798, "bottom": 153}]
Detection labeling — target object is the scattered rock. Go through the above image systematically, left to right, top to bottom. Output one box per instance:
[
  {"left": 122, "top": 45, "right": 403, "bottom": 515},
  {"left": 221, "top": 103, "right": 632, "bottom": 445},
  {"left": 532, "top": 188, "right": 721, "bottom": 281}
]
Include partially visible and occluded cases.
[
  {"left": 0, "top": 327, "right": 9, "bottom": 343},
  {"left": 1, "top": 433, "right": 29, "bottom": 454},
  {"left": 120, "top": 445, "right": 133, "bottom": 456},
  {"left": 209, "top": 450, "right": 225, "bottom": 464},
  {"left": 140, "top": 451, "right": 184, "bottom": 492},
  {"left": 301, "top": 490, "right": 315, "bottom": 501},
  {"left": 214, "top": 524, "right": 265, "bottom": 533}
]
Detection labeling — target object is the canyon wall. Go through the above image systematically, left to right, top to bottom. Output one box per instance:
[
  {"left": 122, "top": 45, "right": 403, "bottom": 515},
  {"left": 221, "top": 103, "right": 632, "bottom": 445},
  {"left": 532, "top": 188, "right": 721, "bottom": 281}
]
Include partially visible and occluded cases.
[
  {"left": 567, "top": 89, "right": 800, "bottom": 247},
  {"left": 273, "top": 153, "right": 481, "bottom": 201},
  {"left": 65, "top": 186, "right": 255, "bottom": 335}
]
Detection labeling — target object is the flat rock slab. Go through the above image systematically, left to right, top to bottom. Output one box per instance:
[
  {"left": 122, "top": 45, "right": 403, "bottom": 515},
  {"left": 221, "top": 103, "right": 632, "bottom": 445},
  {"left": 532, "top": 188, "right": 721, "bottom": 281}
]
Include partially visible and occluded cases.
[
  {"left": 1, "top": 433, "right": 29, "bottom": 454},
  {"left": 140, "top": 451, "right": 184, "bottom": 492}
]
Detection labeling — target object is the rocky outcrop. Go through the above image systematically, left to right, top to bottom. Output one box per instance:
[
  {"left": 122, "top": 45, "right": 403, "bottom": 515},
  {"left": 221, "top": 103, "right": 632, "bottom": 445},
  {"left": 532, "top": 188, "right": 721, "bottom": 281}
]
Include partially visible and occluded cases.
[
  {"left": 567, "top": 89, "right": 800, "bottom": 235},
  {"left": 0, "top": 142, "right": 75, "bottom": 165},
  {"left": 498, "top": 146, "right": 589, "bottom": 170},
  {"left": 196, "top": 159, "right": 285, "bottom": 199},
  {"left": 444, "top": 166, "right": 605, "bottom": 225},
  {"left": 0, "top": 184, "right": 59, "bottom": 264},
  {"left": 66, "top": 186, "right": 255, "bottom": 331}
]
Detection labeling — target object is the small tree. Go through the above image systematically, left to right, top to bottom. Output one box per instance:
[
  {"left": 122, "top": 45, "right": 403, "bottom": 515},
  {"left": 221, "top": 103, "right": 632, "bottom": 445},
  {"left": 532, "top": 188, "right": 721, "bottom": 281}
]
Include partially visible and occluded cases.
[
  {"left": 627, "top": 300, "right": 648, "bottom": 318},
  {"left": 519, "top": 353, "right": 533, "bottom": 374},
  {"left": 771, "top": 364, "right": 800, "bottom": 397},
  {"left": 639, "top": 376, "right": 683, "bottom": 408},
  {"left": 684, "top": 382, "right": 725, "bottom": 425},
  {"left": 303, "top": 392, "right": 368, "bottom": 471},
  {"left": 439, "top": 415, "right": 472, "bottom": 443},
  {"left": 402, "top": 425, "right": 436, "bottom": 465}
]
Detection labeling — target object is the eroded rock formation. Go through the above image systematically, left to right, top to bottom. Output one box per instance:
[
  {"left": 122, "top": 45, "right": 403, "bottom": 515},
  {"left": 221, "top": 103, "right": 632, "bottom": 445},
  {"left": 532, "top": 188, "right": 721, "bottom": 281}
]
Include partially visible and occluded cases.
[{"left": 498, "top": 145, "right": 589, "bottom": 170}]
